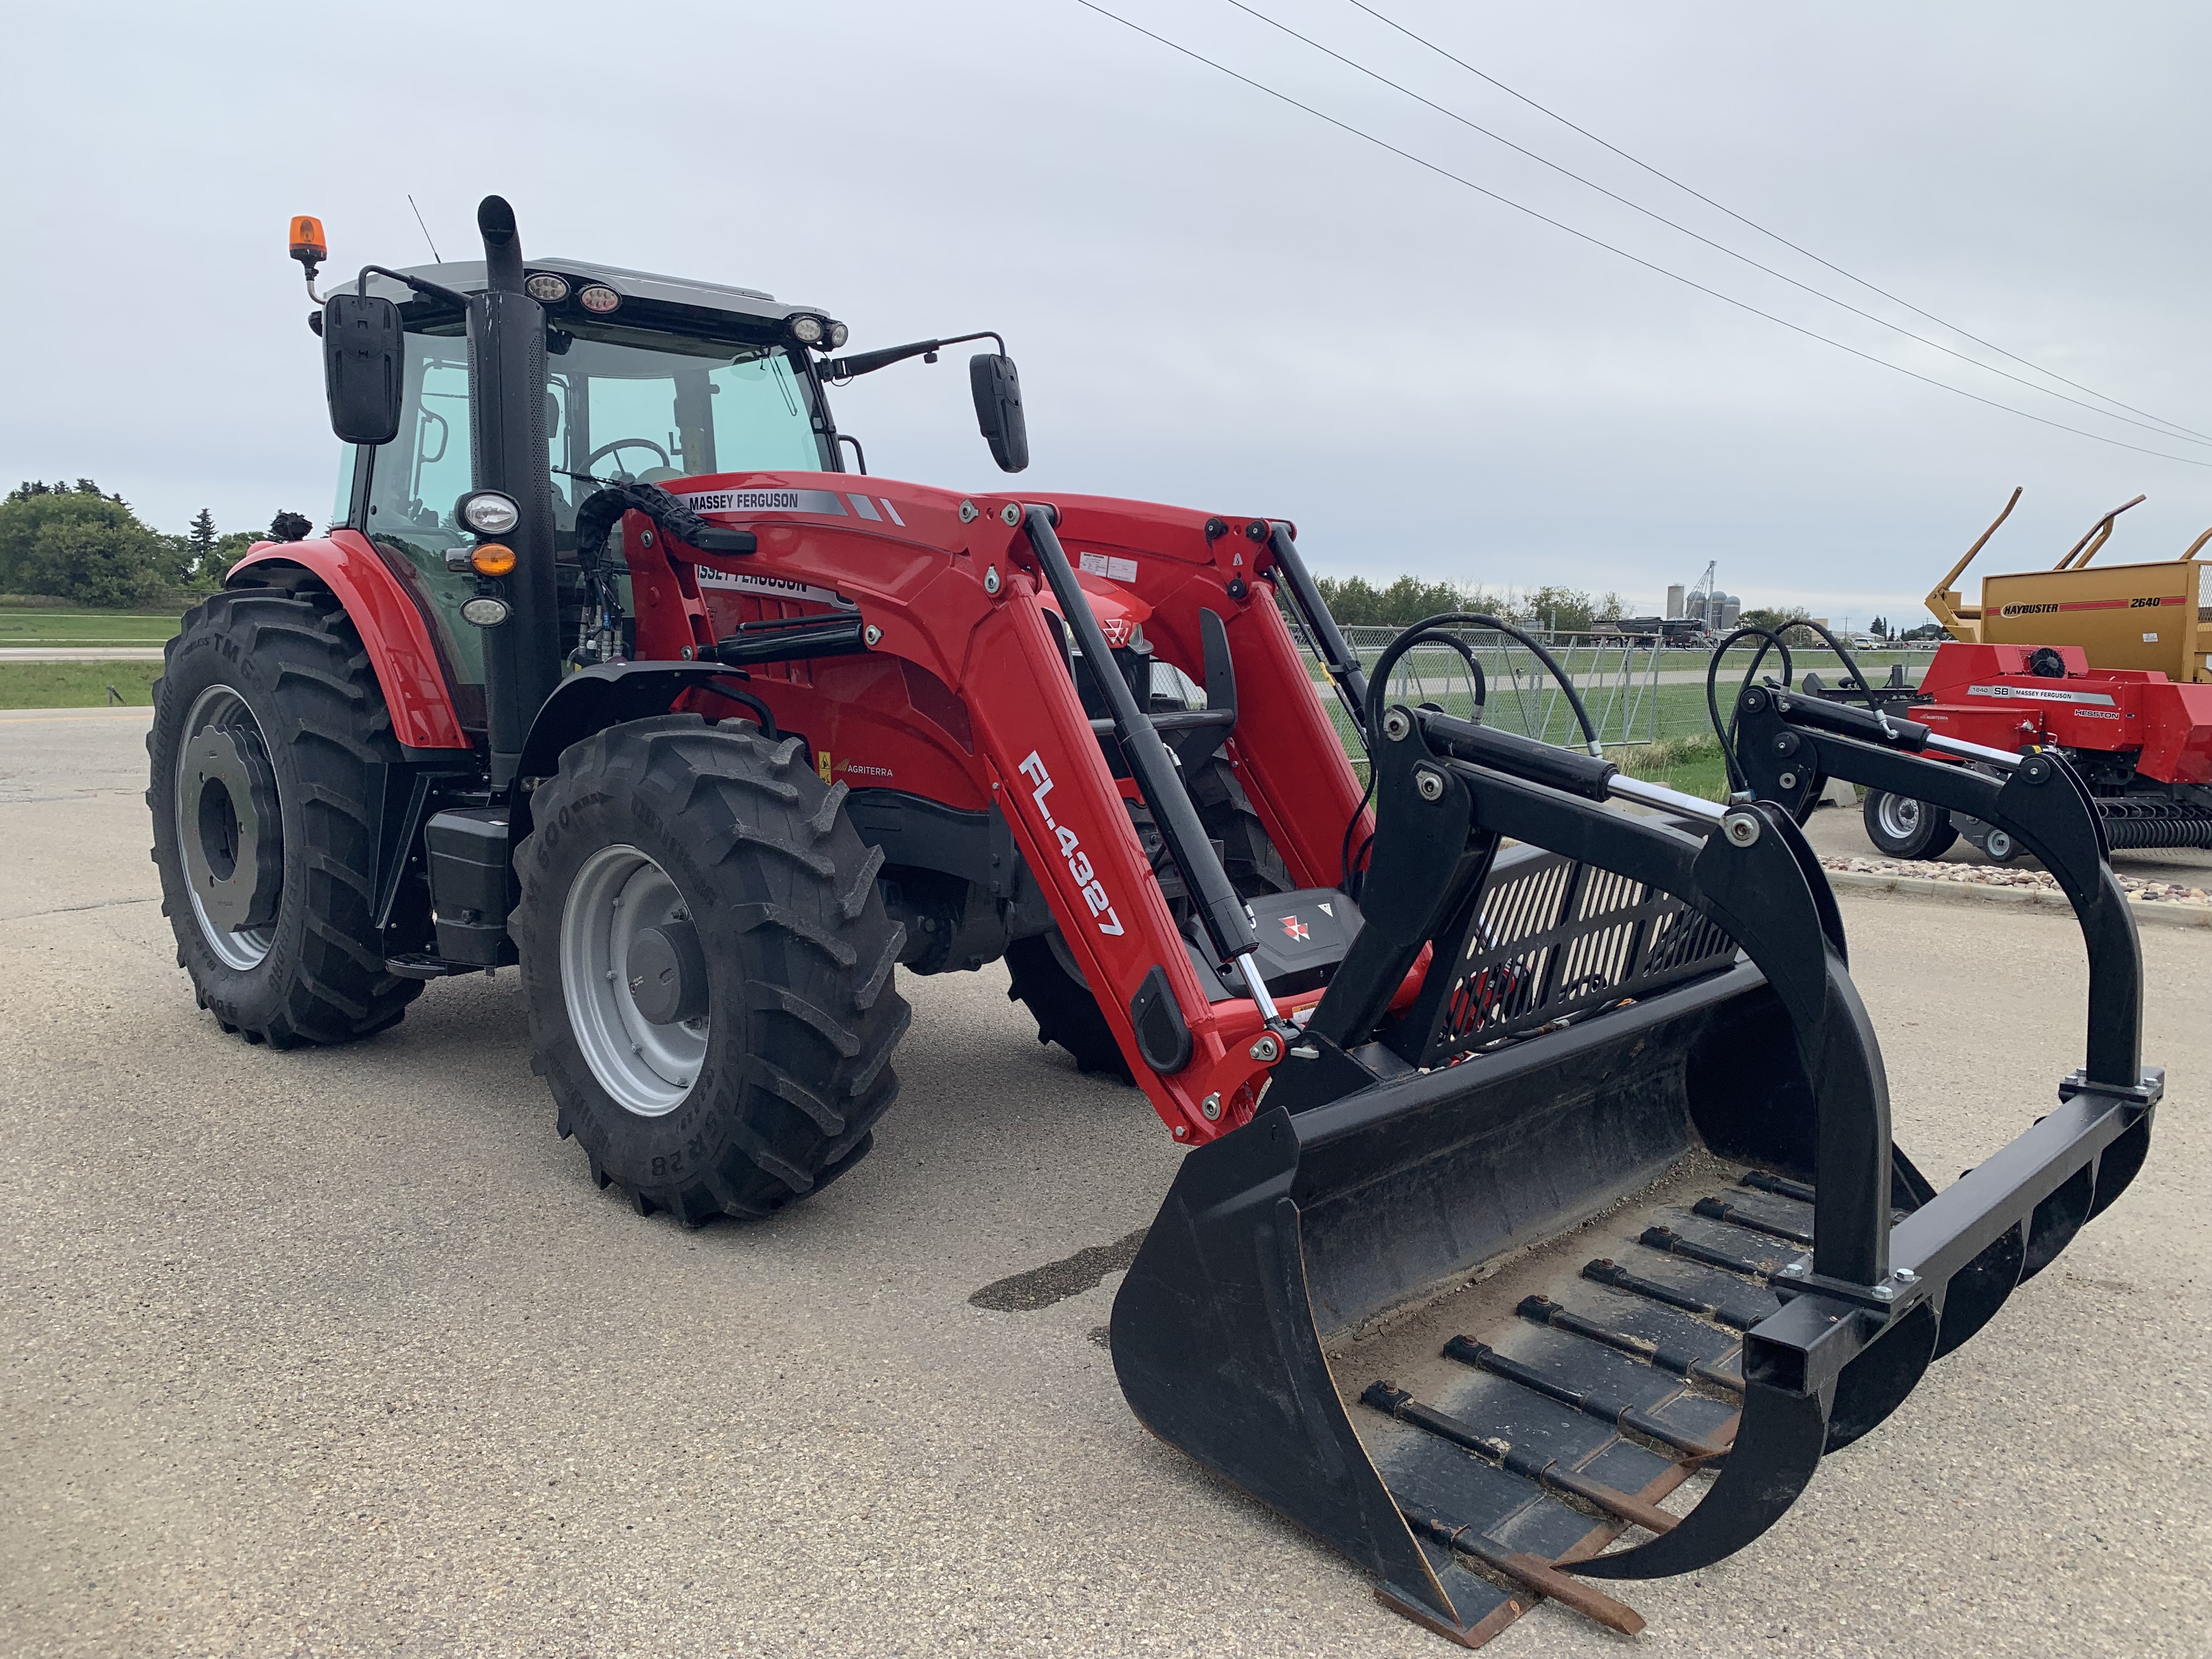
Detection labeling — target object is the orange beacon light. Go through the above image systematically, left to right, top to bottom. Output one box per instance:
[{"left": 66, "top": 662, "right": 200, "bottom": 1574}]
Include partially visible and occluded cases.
[{"left": 289, "top": 216, "right": 327, "bottom": 277}]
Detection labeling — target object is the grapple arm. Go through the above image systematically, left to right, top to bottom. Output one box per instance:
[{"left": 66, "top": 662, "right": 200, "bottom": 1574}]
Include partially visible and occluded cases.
[{"left": 1731, "top": 684, "right": 2144, "bottom": 1094}]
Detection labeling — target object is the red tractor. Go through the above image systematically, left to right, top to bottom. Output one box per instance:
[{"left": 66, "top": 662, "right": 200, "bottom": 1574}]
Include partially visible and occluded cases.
[{"left": 147, "top": 198, "right": 2160, "bottom": 1646}]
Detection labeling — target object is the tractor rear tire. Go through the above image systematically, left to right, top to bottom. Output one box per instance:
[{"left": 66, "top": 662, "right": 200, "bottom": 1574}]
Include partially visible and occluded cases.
[
  {"left": 148, "top": 587, "right": 424, "bottom": 1047},
  {"left": 511, "top": 716, "right": 911, "bottom": 1223},
  {"left": 1006, "top": 757, "right": 1288, "bottom": 1080},
  {"left": 1863, "top": 789, "right": 1959, "bottom": 861}
]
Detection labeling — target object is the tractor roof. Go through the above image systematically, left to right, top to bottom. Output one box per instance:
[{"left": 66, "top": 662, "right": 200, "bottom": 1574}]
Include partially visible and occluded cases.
[{"left": 362, "top": 258, "right": 825, "bottom": 337}]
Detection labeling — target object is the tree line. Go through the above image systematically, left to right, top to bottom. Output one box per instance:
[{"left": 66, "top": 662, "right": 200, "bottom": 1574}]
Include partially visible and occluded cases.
[
  {"left": 0, "top": 481, "right": 309, "bottom": 610},
  {"left": 1309, "top": 574, "right": 1629, "bottom": 632},
  {"left": 1310, "top": 578, "right": 1940, "bottom": 641}
]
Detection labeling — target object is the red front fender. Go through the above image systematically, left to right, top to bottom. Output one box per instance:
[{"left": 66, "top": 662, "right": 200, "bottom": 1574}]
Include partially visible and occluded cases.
[{"left": 227, "top": 531, "right": 472, "bottom": 751}]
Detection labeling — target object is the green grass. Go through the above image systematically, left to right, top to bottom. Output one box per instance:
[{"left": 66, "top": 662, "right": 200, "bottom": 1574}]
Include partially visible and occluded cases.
[
  {"left": 0, "top": 606, "right": 183, "bottom": 647},
  {"left": 0, "top": 661, "right": 165, "bottom": 708},
  {"left": 1612, "top": 735, "right": 1730, "bottom": 802}
]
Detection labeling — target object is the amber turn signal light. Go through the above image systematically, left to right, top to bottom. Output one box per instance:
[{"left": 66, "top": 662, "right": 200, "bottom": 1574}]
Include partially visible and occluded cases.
[
  {"left": 289, "top": 216, "right": 327, "bottom": 267},
  {"left": 470, "top": 543, "right": 518, "bottom": 577}
]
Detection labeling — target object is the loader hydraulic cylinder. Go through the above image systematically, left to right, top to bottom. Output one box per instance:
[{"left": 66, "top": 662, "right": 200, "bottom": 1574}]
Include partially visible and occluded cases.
[
  {"left": 468, "top": 195, "right": 560, "bottom": 788},
  {"left": 1020, "top": 507, "right": 1262, "bottom": 971}
]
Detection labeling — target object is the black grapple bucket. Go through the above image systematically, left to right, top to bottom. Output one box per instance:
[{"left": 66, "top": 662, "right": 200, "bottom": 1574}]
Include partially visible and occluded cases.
[{"left": 1109, "top": 703, "right": 2158, "bottom": 1647}]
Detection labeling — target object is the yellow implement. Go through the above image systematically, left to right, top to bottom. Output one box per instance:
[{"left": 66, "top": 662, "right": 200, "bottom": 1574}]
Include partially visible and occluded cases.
[{"left": 1926, "top": 490, "right": 2209, "bottom": 682}]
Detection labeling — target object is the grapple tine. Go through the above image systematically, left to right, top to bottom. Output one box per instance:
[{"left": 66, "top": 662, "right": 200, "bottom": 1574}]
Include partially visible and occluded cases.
[
  {"left": 1932, "top": 1226, "right": 2026, "bottom": 1358},
  {"left": 1516, "top": 1294, "right": 1745, "bottom": 1397},
  {"left": 1442, "top": 1338, "right": 1734, "bottom": 1461},
  {"left": 1565, "top": 1378, "right": 1829, "bottom": 1581},
  {"left": 1361, "top": 1383, "right": 1684, "bottom": 1534},
  {"left": 1399, "top": 1508, "right": 1647, "bottom": 1635}
]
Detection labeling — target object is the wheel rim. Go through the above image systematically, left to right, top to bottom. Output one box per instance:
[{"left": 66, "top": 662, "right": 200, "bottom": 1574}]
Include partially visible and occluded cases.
[
  {"left": 175, "top": 685, "right": 280, "bottom": 970},
  {"left": 1874, "top": 792, "right": 1923, "bottom": 844},
  {"left": 558, "top": 844, "right": 708, "bottom": 1116}
]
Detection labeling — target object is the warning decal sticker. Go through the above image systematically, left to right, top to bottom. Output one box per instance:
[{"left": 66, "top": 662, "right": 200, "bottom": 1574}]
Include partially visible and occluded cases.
[{"left": 1077, "top": 551, "right": 1139, "bottom": 583}]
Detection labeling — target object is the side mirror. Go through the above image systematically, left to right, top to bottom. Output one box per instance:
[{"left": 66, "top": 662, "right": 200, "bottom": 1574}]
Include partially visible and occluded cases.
[
  {"left": 322, "top": 293, "right": 405, "bottom": 445},
  {"left": 969, "top": 353, "right": 1029, "bottom": 473}
]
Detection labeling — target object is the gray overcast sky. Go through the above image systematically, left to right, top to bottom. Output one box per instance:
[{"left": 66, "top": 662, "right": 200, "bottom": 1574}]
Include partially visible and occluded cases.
[{"left": 4, "top": 1, "right": 2206, "bottom": 628}]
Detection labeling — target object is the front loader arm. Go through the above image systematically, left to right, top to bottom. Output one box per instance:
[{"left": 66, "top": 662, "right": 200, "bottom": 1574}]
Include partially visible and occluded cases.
[{"left": 959, "top": 552, "right": 1277, "bottom": 1140}]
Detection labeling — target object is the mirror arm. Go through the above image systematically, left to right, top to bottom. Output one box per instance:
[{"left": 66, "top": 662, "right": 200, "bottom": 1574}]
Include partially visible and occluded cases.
[{"left": 823, "top": 330, "right": 1006, "bottom": 383}]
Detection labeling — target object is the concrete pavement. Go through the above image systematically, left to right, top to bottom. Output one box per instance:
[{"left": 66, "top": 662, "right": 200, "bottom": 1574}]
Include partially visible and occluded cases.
[{"left": 3, "top": 711, "right": 2205, "bottom": 1657}]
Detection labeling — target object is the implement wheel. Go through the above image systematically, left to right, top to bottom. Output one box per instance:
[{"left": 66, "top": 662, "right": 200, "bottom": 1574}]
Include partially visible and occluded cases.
[
  {"left": 148, "top": 588, "right": 422, "bottom": 1046},
  {"left": 511, "top": 716, "right": 910, "bottom": 1222},
  {"left": 1862, "top": 789, "right": 1958, "bottom": 860}
]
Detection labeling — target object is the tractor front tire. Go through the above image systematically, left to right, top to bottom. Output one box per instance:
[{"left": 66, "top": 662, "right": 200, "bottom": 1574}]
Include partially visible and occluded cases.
[
  {"left": 148, "top": 588, "right": 423, "bottom": 1047},
  {"left": 511, "top": 716, "right": 911, "bottom": 1223},
  {"left": 1005, "top": 931, "right": 1132, "bottom": 1080}
]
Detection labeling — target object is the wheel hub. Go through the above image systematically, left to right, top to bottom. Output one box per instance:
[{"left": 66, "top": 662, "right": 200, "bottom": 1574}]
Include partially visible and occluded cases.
[
  {"left": 174, "top": 688, "right": 284, "bottom": 969},
  {"left": 187, "top": 726, "right": 284, "bottom": 930},
  {"left": 1875, "top": 793, "right": 1921, "bottom": 841},
  {"left": 558, "top": 844, "right": 709, "bottom": 1117},
  {"left": 628, "top": 919, "right": 709, "bottom": 1026}
]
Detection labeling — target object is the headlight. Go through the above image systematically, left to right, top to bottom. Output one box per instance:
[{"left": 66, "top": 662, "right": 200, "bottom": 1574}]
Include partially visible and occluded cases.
[
  {"left": 524, "top": 273, "right": 571, "bottom": 303},
  {"left": 577, "top": 284, "right": 620, "bottom": 314},
  {"left": 789, "top": 314, "right": 825, "bottom": 346},
  {"left": 826, "top": 320, "right": 849, "bottom": 348},
  {"left": 456, "top": 490, "right": 521, "bottom": 536},
  {"left": 470, "top": 543, "right": 518, "bottom": 577},
  {"left": 460, "top": 596, "right": 511, "bottom": 627}
]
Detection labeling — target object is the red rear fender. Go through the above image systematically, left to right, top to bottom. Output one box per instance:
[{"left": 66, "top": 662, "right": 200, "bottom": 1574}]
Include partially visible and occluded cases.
[{"left": 226, "top": 531, "right": 472, "bottom": 751}]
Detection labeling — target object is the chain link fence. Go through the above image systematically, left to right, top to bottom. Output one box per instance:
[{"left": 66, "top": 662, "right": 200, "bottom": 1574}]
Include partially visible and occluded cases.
[{"left": 1287, "top": 618, "right": 1935, "bottom": 773}]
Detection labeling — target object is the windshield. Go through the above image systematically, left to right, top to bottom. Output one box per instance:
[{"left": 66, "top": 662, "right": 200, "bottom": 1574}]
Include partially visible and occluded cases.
[
  {"left": 361, "top": 320, "right": 836, "bottom": 691},
  {"left": 549, "top": 328, "right": 829, "bottom": 504}
]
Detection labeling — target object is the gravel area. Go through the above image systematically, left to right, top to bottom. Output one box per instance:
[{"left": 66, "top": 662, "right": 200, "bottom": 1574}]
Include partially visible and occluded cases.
[{"left": 1820, "top": 854, "right": 2212, "bottom": 908}]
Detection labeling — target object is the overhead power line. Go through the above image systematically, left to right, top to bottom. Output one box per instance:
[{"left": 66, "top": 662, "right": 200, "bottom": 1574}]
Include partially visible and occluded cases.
[
  {"left": 1066, "top": 0, "right": 2212, "bottom": 470},
  {"left": 1222, "top": 0, "right": 2212, "bottom": 450},
  {"left": 1343, "top": 0, "right": 2212, "bottom": 445}
]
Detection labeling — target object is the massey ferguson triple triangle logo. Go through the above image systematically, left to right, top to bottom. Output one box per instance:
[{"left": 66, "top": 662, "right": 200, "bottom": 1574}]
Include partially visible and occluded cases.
[{"left": 1282, "top": 915, "right": 1310, "bottom": 941}]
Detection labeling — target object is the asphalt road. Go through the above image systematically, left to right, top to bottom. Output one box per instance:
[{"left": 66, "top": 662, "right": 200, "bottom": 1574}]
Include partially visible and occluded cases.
[{"left": 3, "top": 709, "right": 2205, "bottom": 1658}]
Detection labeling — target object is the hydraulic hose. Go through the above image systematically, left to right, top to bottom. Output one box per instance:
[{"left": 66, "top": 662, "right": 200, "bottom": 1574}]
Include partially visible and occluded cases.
[
  {"left": 1345, "top": 612, "right": 1596, "bottom": 896},
  {"left": 1364, "top": 612, "right": 1600, "bottom": 758},
  {"left": 1705, "top": 622, "right": 1885, "bottom": 792},
  {"left": 1339, "top": 626, "right": 1489, "bottom": 891},
  {"left": 1706, "top": 627, "right": 1793, "bottom": 793}
]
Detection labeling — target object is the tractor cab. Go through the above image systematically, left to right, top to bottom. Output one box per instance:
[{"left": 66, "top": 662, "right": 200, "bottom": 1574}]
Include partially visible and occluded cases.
[{"left": 337, "top": 258, "right": 849, "bottom": 702}]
